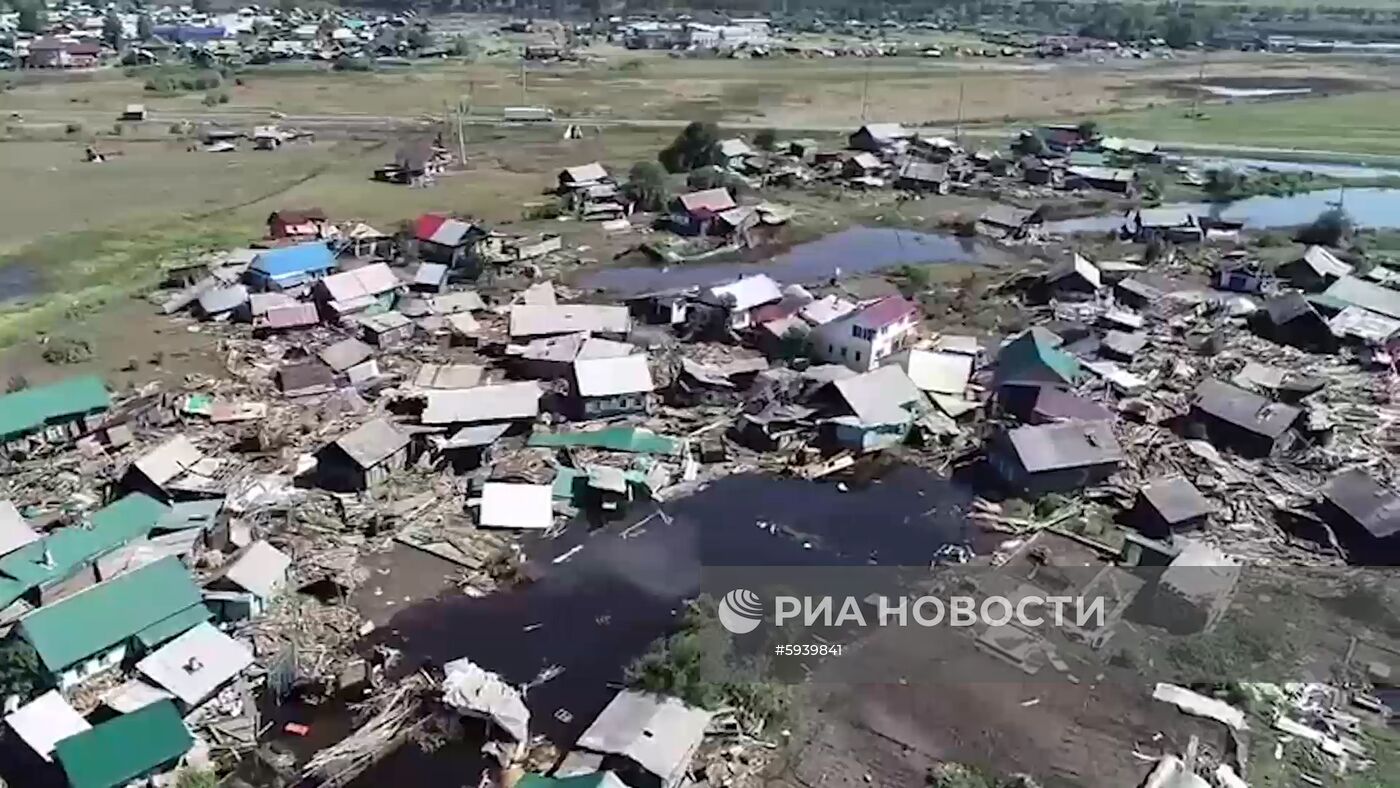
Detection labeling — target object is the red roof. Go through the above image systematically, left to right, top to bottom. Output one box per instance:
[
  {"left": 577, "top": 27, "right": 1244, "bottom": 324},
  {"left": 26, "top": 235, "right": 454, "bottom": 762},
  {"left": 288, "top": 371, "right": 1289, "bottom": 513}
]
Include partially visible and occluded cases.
[
  {"left": 270, "top": 208, "right": 327, "bottom": 225},
  {"left": 413, "top": 214, "right": 449, "bottom": 241},
  {"left": 854, "top": 296, "right": 917, "bottom": 328}
]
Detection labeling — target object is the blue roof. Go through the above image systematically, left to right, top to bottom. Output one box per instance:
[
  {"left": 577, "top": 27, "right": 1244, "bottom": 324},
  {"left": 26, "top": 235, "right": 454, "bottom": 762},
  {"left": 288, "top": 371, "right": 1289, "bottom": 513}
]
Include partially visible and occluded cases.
[{"left": 249, "top": 243, "right": 335, "bottom": 280}]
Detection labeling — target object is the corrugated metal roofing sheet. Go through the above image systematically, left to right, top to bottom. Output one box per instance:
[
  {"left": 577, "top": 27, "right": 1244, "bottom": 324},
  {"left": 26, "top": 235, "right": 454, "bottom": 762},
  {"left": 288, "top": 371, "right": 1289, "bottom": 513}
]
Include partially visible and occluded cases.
[
  {"left": 249, "top": 242, "right": 335, "bottom": 279},
  {"left": 0, "top": 376, "right": 110, "bottom": 442},
  {"left": 54, "top": 700, "right": 192, "bottom": 788}
]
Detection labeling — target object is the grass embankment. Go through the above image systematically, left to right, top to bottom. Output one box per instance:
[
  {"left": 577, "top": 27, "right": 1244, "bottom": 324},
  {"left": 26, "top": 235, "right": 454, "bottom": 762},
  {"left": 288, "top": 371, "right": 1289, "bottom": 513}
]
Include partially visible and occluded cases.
[
  {"left": 1091, "top": 92, "right": 1400, "bottom": 159},
  {"left": 0, "top": 224, "right": 244, "bottom": 347}
]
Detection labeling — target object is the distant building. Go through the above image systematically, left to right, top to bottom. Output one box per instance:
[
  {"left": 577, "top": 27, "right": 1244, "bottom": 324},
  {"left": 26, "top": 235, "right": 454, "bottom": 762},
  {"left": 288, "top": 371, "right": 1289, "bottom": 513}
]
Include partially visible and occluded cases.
[
  {"left": 26, "top": 38, "right": 102, "bottom": 68},
  {"left": 848, "top": 123, "right": 913, "bottom": 153},
  {"left": 669, "top": 188, "right": 737, "bottom": 236},
  {"left": 266, "top": 208, "right": 330, "bottom": 240},
  {"left": 414, "top": 214, "right": 485, "bottom": 273}
]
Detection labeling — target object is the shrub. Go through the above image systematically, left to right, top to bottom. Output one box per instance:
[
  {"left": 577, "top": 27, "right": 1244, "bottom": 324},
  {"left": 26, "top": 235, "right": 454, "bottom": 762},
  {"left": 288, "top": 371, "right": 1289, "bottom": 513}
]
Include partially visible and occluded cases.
[
  {"left": 332, "top": 56, "right": 375, "bottom": 72},
  {"left": 64, "top": 122, "right": 83, "bottom": 134},
  {"left": 42, "top": 336, "right": 94, "bottom": 365}
]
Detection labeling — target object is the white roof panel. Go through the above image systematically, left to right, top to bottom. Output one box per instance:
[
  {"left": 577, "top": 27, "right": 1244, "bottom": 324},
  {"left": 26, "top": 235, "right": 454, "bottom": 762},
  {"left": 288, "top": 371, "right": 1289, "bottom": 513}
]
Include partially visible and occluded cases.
[
  {"left": 574, "top": 355, "right": 655, "bottom": 397},
  {"left": 479, "top": 483, "right": 554, "bottom": 530},
  {"left": 136, "top": 622, "right": 254, "bottom": 707},
  {"left": 4, "top": 690, "right": 91, "bottom": 761}
]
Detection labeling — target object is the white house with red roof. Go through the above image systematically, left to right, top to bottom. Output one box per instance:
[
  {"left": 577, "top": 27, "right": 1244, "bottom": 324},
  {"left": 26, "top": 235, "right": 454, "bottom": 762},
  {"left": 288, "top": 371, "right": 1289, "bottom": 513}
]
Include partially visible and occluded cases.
[{"left": 810, "top": 295, "right": 920, "bottom": 372}]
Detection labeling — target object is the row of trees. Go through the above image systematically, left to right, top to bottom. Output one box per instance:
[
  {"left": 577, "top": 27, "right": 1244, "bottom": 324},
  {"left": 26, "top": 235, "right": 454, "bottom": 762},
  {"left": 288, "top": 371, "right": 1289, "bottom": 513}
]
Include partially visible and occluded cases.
[{"left": 622, "top": 121, "right": 780, "bottom": 212}]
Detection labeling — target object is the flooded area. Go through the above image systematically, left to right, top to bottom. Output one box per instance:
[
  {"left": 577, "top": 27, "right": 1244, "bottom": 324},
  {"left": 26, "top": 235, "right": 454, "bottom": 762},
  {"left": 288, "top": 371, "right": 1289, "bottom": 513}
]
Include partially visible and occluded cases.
[
  {"left": 1184, "top": 156, "right": 1400, "bottom": 181},
  {"left": 1047, "top": 187, "right": 1400, "bottom": 235},
  {"left": 577, "top": 227, "right": 980, "bottom": 296},
  {"left": 0, "top": 263, "right": 42, "bottom": 304},
  {"left": 368, "top": 467, "right": 971, "bottom": 750}
]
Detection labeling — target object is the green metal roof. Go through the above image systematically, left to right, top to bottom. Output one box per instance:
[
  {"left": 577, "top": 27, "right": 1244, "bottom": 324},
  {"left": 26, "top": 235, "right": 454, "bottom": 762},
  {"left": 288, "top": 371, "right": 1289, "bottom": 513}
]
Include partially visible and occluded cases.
[
  {"left": 994, "top": 329, "right": 1083, "bottom": 386},
  {"left": 0, "top": 376, "right": 109, "bottom": 441},
  {"left": 529, "top": 427, "right": 680, "bottom": 455},
  {"left": 0, "top": 494, "right": 168, "bottom": 593},
  {"left": 18, "top": 556, "right": 203, "bottom": 673},
  {"left": 135, "top": 603, "right": 213, "bottom": 651},
  {"left": 54, "top": 700, "right": 193, "bottom": 788},
  {"left": 518, "top": 774, "right": 623, "bottom": 788}
]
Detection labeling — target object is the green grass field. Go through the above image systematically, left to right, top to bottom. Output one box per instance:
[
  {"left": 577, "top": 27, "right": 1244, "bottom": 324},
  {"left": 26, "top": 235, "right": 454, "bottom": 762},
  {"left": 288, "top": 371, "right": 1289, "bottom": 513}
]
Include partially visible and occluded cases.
[{"left": 1092, "top": 91, "right": 1400, "bottom": 158}]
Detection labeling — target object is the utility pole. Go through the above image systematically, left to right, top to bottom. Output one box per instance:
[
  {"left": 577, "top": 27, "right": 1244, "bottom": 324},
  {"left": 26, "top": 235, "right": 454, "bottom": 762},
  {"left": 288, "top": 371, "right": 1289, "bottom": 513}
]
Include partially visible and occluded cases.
[
  {"left": 1189, "top": 52, "right": 1207, "bottom": 119},
  {"left": 520, "top": 57, "right": 528, "bottom": 105},
  {"left": 859, "top": 60, "right": 871, "bottom": 122},
  {"left": 954, "top": 81, "right": 965, "bottom": 144},
  {"left": 456, "top": 98, "right": 467, "bottom": 167}
]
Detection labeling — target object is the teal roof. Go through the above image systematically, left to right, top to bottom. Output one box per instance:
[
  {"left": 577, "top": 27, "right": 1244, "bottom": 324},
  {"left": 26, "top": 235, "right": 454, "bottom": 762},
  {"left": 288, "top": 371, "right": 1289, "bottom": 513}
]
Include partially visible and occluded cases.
[
  {"left": 1068, "top": 151, "right": 1107, "bottom": 167},
  {"left": 994, "top": 328, "right": 1083, "bottom": 386},
  {"left": 0, "top": 376, "right": 109, "bottom": 441},
  {"left": 529, "top": 427, "right": 680, "bottom": 455},
  {"left": 552, "top": 467, "right": 585, "bottom": 502},
  {"left": 0, "top": 494, "right": 168, "bottom": 594},
  {"left": 18, "top": 556, "right": 203, "bottom": 673},
  {"left": 135, "top": 602, "right": 212, "bottom": 650},
  {"left": 55, "top": 700, "right": 193, "bottom": 788},
  {"left": 518, "top": 774, "right": 624, "bottom": 788}
]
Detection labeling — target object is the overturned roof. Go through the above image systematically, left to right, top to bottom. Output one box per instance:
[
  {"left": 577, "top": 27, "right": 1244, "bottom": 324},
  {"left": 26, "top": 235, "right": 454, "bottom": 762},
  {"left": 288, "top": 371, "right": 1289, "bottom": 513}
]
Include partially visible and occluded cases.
[
  {"left": 509, "top": 304, "right": 630, "bottom": 338},
  {"left": 888, "top": 350, "right": 972, "bottom": 396},
  {"left": 574, "top": 355, "right": 655, "bottom": 397},
  {"left": 832, "top": 365, "right": 929, "bottom": 426},
  {"left": 1192, "top": 379, "right": 1300, "bottom": 439},
  {"left": 422, "top": 382, "right": 543, "bottom": 424},
  {"left": 331, "top": 418, "right": 410, "bottom": 469},
  {"left": 1005, "top": 420, "right": 1123, "bottom": 473},
  {"left": 132, "top": 435, "right": 205, "bottom": 487},
  {"left": 1323, "top": 470, "right": 1400, "bottom": 540},
  {"left": 1140, "top": 476, "right": 1213, "bottom": 525},
  {"left": 136, "top": 622, "right": 253, "bottom": 707},
  {"left": 441, "top": 656, "right": 530, "bottom": 742},
  {"left": 576, "top": 690, "right": 714, "bottom": 786}
]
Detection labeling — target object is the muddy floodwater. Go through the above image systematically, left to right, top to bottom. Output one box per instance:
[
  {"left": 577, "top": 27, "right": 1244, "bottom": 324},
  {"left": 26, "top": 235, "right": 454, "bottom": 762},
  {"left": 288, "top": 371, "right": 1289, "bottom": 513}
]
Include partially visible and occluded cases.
[
  {"left": 578, "top": 227, "right": 980, "bottom": 296},
  {"left": 295, "top": 468, "right": 974, "bottom": 786}
]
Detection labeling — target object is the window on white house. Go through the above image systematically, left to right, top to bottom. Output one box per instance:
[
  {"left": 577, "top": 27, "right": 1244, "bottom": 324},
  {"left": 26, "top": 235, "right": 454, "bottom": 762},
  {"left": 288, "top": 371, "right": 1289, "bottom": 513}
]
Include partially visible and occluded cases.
[
  {"left": 840, "top": 347, "right": 847, "bottom": 358},
  {"left": 855, "top": 351, "right": 862, "bottom": 362}
]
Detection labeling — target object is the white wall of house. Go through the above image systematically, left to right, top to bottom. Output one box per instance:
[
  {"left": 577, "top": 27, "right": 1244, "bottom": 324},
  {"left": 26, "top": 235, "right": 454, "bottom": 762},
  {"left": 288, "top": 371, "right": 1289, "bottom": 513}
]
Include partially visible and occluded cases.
[
  {"left": 811, "top": 312, "right": 916, "bottom": 372},
  {"left": 56, "top": 644, "right": 126, "bottom": 691}
]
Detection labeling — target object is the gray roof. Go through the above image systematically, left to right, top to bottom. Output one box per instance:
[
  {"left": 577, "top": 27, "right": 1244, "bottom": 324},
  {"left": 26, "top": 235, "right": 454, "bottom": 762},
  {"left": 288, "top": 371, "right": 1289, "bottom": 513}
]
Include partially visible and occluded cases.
[
  {"left": 855, "top": 123, "right": 912, "bottom": 142},
  {"left": 897, "top": 160, "right": 949, "bottom": 183},
  {"left": 561, "top": 162, "right": 609, "bottom": 183},
  {"left": 979, "top": 204, "right": 1033, "bottom": 228},
  {"left": 1136, "top": 208, "right": 1195, "bottom": 228},
  {"left": 1297, "top": 246, "right": 1352, "bottom": 279},
  {"left": 414, "top": 263, "right": 448, "bottom": 287},
  {"left": 703, "top": 275, "right": 783, "bottom": 312},
  {"left": 1324, "top": 276, "right": 1400, "bottom": 320},
  {"left": 1116, "top": 278, "right": 1162, "bottom": 301},
  {"left": 197, "top": 284, "right": 250, "bottom": 315},
  {"left": 433, "top": 291, "right": 486, "bottom": 314},
  {"left": 1264, "top": 292, "right": 1320, "bottom": 325},
  {"left": 509, "top": 304, "right": 630, "bottom": 338},
  {"left": 1329, "top": 306, "right": 1400, "bottom": 344},
  {"left": 358, "top": 311, "right": 412, "bottom": 334},
  {"left": 1102, "top": 330, "right": 1148, "bottom": 358},
  {"left": 576, "top": 337, "right": 638, "bottom": 360},
  {"left": 319, "top": 338, "right": 374, "bottom": 372},
  {"left": 887, "top": 350, "right": 972, "bottom": 395},
  {"left": 574, "top": 355, "right": 655, "bottom": 397},
  {"left": 278, "top": 361, "right": 335, "bottom": 394},
  {"left": 414, "top": 363, "right": 485, "bottom": 389},
  {"left": 832, "top": 365, "right": 929, "bottom": 426},
  {"left": 1192, "top": 379, "right": 1300, "bottom": 439},
  {"left": 422, "top": 382, "right": 543, "bottom": 424},
  {"left": 332, "top": 418, "right": 410, "bottom": 469},
  {"left": 1005, "top": 420, "right": 1123, "bottom": 473},
  {"left": 438, "top": 422, "right": 512, "bottom": 449},
  {"left": 133, "top": 435, "right": 204, "bottom": 486},
  {"left": 1323, "top": 470, "right": 1400, "bottom": 540},
  {"left": 1140, "top": 476, "right": 1212, "bottom": 524},
  {"left": 0, "top": 501, "right": 40, "bottom": 558},
  {"left": 220, "top": 540, "right": 291, "bottom": 599},
  {"left": 135, "top": 622, "right": 253, "bottom": 707},
  {"left": 576, "top": 690, "right": 715, "bottom": 785}
]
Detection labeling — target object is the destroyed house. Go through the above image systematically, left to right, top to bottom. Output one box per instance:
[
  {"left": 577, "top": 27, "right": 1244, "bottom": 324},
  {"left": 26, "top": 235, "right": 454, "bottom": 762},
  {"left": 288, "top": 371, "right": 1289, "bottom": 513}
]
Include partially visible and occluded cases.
[
  {"left": 848, "top": 123, "right": 913, "bottom": 153},
  {"left": 894, "top": 160, "right": 951, "bottom": 193},
  {"left": 559, "top": 162, "right": 610, "bottom": 191},
  {"left": 1067, "top": 166, "right": 1137, "bottom": 195},
  {"left": 670, "top": 188, "right": 737, "bottom": 236},
  {"left": 977, "top": 205, "right": 1038, "bottom": 239},
  {"left": 266, "top": 208, "right": 329, "bottom": 240},
  {"left": 1131, "top": 208, "right": 1201, "bottom": 243},
  {"left": 414, "top": 214, "right": 485, "bottom": 271},
  {"left": 244, "top": 242, "right": 336, "bottom": 291},
  {"left": 1278, "top": 246, "right": 1352, "bottom": 292},
  {"left": 1043, "top": 253, "right": 1102, "bottom": 294},
  {"left": 314, "top": 262, "right": 402, "bottom": 318},
  {"left": 699, "top": 274, "right": 783, "bottom": 331},
  {"left": 1324, "top": 276, "right": 1400, "bottom": 321},
  {"left": 1253, "top": 292, "right": 1337, "bottom": 352},
  {"left": 810, "top": 295, "right": 919, "bottom": 372},
  {"left": 510, "top": 304, "right": 632, "bottom": 339},
  {"left": 359, "top": 310, "right": 415, "bottom": 348},
  {"left": 994, "top": 328, "right": 1082, "bottom": 388},
  {"left": 573, "top": 355, "right": 655, "bottom": 419},
  {"left": 672, "top": 357, "right": 767, "bottom": 406},
  {"left": 277, "top": 361, "right": 336, "bottom": 397},
  {"left": 827, "top": 365, "right": 930, "bottom": 451},
  {"left": 0, "top": 375, "right": 109, "bottom": 448},
  {"left": 1190, "top": 379, "right": 1300, "bottom": 458},
  {"left": 316, "top": 418, "right": 411, "bottom": 492},
  {"left": 990, "top": 420, "right": 1123, "bottom": 494},
  {"left": 122, "top": 434, "right": 206, "bottom": 501},
  {"left": 1321, "top": 470, "right": 1400, "bottom": 561},
  {"left": 1131, "top": 476, "right": 1213, "bottom": 537},
  {"left": 0, "top": 493, "right": 168, "bottom": 611},
  {"left": 205, "top": 540, "right": 291, "bottom": 621},
  {"left": 16, "top": 556, "right": 207, "bottom": 690},
  {"left": 136, "top": 622, "right": 253, "bottom": 709},
  {"left": 573, "top": 690, "right": 714, "bottom": 788},
  {"left": 54, "top": 700, "right": 192, "bottom": 788}
]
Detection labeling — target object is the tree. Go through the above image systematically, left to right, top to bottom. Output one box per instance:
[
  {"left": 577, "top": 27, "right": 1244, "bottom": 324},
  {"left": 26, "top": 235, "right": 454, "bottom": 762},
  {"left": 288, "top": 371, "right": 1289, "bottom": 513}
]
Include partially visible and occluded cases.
[
  {"left": 191, "top": 0, "right": 210, "bottom": 13},
  {"left": 17, "top": 3, "right": 43, "bottom": 34},
  {"left": 103, "top": 10, "right": 123, "bottom": 49},
  {"left": 136, "top": 14, "right": 153, "bottom": 41},
  {"left": 406, "top": 27, "right": 431, "bottom": 49},
  {"left": 658, "top": 120, "right": 721, "bottom": 174},
  {"left": 1076, "top": 120, "right": 1099, "bottom": 143},
  {"left": 754, "top": 128, "right": 777, "bottom": 152},
  {"left": 1013, "top": 130, "right": 1047, "bottom": 156},
  {"left": 626, "top": 160, "right": 670, "bottom": 212},
  {"left": 686, "top": 166, "right": 745, "bottom": 196},
  {"left": 1203, "top": 168, "right": 1245, "bottom": 201},
  {"left": 1297, "top": 207, "right": 1352, "bottom": 247},
  {"left": 0, "top": 639, "right": 45, "bottom": 701}
]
